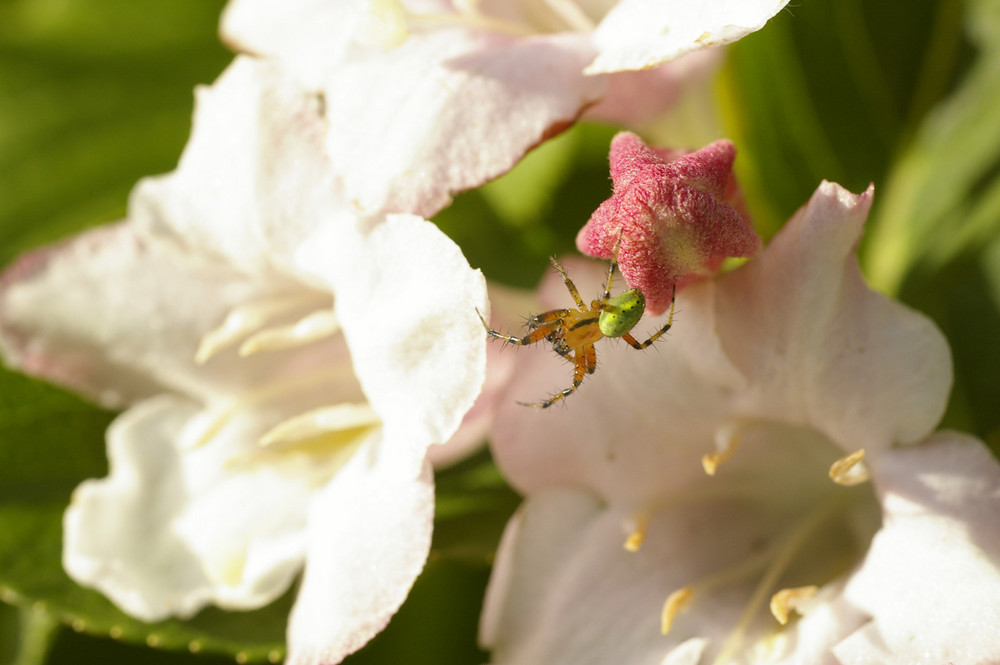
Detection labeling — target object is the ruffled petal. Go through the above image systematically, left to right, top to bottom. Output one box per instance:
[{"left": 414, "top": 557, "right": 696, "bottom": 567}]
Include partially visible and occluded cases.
[
  {"left": 586, "top": 0, "right": 790, "bottom": 74},
  {"left": 318, "top": 30, "right": 604, "bottom": 217},
  {"left": 714, "top": 182, "right": 952, "bottom": 451},
  {"left": 0, "top": 223, "right": 312, "bottom": 408},
  {"left": 63, "top": 395, "right": 315, "bottom": 620},
  {"left": 834, "top": 432, "right": 1000, "bottom": 664},
  {"left": 286, "top": 446, "right": 434, "bottom": 665}
]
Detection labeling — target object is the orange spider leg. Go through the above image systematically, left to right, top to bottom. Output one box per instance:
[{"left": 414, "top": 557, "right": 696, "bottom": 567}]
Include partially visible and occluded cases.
[
  {"left": 549, "top": 257, "right": 587, "bottom": 309},
  {"left": 527, "top": 308, "right": 571, "bottom": 330},
  {"left": 476, "top": 309, "right": 565, "bottom": 346},
  {"left": 584, "top": 343, "right": 597, "bottom": 375},
  {"left": 522, "top": 344, "right": 594, "bottom": 409}
]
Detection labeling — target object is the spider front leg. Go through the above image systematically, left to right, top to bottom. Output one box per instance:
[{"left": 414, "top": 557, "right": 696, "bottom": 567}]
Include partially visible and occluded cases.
[
  {"left": 549, "top": 257, "right": 588, "bottom": 309},
  {"left": 621, "top": 284, "right": 677, "bottom": 350},
  {"left": 476, "top": 308, "right": 566, "bottom": 346},
  {"left": 519, "top": 344, "right": 595, "bottom": 409}
]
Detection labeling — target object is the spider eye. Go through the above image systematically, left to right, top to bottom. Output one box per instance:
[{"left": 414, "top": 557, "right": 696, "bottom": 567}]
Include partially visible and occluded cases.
[{"left": 599, "top": 289, "right": 646, "bottom": 338}]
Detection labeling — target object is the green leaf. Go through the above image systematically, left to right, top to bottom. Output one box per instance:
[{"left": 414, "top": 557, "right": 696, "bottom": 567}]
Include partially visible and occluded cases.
[
  {"left": 0, "top": 0, "right": 232, "bottom": 263},
  {"left": 719, "top": 0, "right": 971, "bottom": 238},
  {"left": 853, "top": 0, "right": 1000, "bottom": 445},
  {"left": 864, "top": 0, "right": 1000, "bottom": 293},
  {"left": 432, "top": 450, "right": 522, "bottom": 567},
  {"left": 343, "top": 558, "right": 492, "bottom": 665},
  {"left": 0, "top": 605, "right": 59, "bottom": 665}
]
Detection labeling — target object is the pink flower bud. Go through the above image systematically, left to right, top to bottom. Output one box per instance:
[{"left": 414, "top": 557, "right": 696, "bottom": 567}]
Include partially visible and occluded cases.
[{"left": 577, "top": 132, "right": 761, "bottom": 314}]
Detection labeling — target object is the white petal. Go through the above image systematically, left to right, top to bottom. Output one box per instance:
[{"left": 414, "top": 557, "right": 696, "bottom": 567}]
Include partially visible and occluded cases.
[
  {"left": 221, "top": 0, "right": 361, "bottom": 88},
  {"left": 586, "top": 0, "right": 789, "bottom": 74},
  {"left": 319, "top": 31, "right": 605, "bottom": 217},
  {"left": 131, "top": 56, "right": 353, "bottom": 280},
  {"left": 714, "top": 182, "right": 953, "bottom": 451},
  {"left": 301, "top": 214, "right": 489, "bottom": 461},
  {"left": 0, "top": 223, "right": 305, "bottom": 408},
  {"left": 427, "top": 282, "right": 531, "bottom": 469},
  {"left": 63, "top": 395, "right": 313, "bottom": 620},
  {"left": 834, "top": 432, "right": 1000, "bottom": 664},
  {"left": 285, "top": 446, "right": 435, "bottom": 665}
]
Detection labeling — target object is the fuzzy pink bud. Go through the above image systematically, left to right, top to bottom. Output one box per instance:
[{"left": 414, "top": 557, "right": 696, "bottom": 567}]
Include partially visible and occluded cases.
[{"left": 577, "top": 132, "right": 761, "bottom": 314}]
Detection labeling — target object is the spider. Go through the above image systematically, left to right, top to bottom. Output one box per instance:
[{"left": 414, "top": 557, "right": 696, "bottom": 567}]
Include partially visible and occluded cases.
[{"left": 477, "top": 249, "right": 676, "bottom": 409}]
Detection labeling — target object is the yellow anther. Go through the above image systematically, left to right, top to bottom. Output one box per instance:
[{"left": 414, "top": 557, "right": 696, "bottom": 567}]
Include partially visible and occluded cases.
[
  {"left": 702, "top": 423, "right": 743, "bottom": 476},
  {"left": 829, "top": 448, "right": 870, "bottom": 486},
  {"left": 623, "top": 512, "right": 649, "bottom": 552},
  {"left": 769, "top": 585, "right": 818, "bottom": 625},
  {"left": 661, "top": 586, "right": 694, "bottom": 635}
]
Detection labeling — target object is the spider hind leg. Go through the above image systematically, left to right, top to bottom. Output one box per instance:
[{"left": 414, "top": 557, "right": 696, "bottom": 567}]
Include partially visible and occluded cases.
[{"left": 518, "top": 344, "right": 594, "bottom": 409}]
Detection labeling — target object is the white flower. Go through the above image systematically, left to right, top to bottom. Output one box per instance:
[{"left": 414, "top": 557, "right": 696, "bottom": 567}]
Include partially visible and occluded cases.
[
  {"left": 218, "top": 0, "right": 789, "bottom": 218},
  {"left": 0, "top": 56, "right": 488, "bottom": 665},
  {"left": 479, "top": 182, "right": 1000, "bottom": 664}
]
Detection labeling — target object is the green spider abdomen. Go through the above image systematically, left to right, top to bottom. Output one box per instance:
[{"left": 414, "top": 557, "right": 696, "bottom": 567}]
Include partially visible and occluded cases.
[{"left": 599, "top": 288, "right": 646, "bottom": 338}]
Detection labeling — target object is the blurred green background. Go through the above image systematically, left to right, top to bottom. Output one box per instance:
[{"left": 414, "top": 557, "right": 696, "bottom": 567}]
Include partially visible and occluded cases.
[{"left": 2, "top": 0, "right": 1000, "bottom": 663}]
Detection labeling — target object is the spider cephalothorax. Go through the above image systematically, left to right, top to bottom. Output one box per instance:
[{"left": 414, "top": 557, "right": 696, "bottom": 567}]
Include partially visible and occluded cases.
[{"left": 478, "top": 250, "right": 675, "bottom": 408}]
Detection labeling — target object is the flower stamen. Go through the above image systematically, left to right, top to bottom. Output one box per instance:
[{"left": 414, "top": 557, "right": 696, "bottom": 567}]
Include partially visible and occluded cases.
[
  {"left": 357, "top": 0, "right": 597, "bottom": 49},
  {"left": 539, "top": 0, "right": 596, "bottom": 32},
  {"left": 195, "top": 293, "right": 330, "bottom": 364},
  {"left": 239, "top": 310, "right": 340, "bottom": 357},
  {"left": 180, "top": 364, "right": 359, "bottom": 451},
  {"left": 259, "top": 403, "right": 380, "bottom": 450},
  {"left": 702, "top": 422, "right": 744, "bottom": 476},
  {"left": 829, "top": 448, "right": 870, "bottom": 486},
  {"left": 710, "top": 497, "right": 843, "bottom": 665},
  {"left": 623, "top": 511, "right": 650, "bottom": 552},
  {"left": 769, "top": 585, "right": 818, "bottom": 625},
  {"left": 660, "top": 586, "right": 694, "bottom": 635}
]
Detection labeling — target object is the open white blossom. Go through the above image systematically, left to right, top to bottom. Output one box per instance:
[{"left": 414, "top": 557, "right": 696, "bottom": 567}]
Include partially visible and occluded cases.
[
  {"left": 219, "top": 0, "right": 788, "bottom": 218},
  {"left": 0, "top": 56, "right": 488, "bottom": 665},
  {"left": 480, "top": 182, "right": 1000, "bottom": 664}
]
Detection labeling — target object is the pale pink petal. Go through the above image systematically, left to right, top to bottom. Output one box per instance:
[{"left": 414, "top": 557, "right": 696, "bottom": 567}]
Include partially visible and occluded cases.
[
  {"left": 587, "top": 0, "right": 790, "bottom": 74},
  {"left": 320, "top": 30, "right": 605, "bottom": 217},
  {"left": 584, "top": 49, "right": 722, "bottom": 127},
  {"left": 494, "top": 182, "right": 952, "bottom": 502},
  {"left": 714, "top": 182, "right": 952, "bottom": 451},
  {"left": 0, "top": 223, "right": 320, "bottom": 408},
  {"left": 490, "top": 257, "right": 746, "bottom": 504},
  {"left": 834, "top": 432, "right": 1000, "bottom": 664},
  {"left": 286, "top": 449, "right": 435, "bottom": 665},
  {"left": 481, "top": 463, "right": 870, "bottom": 665}
]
